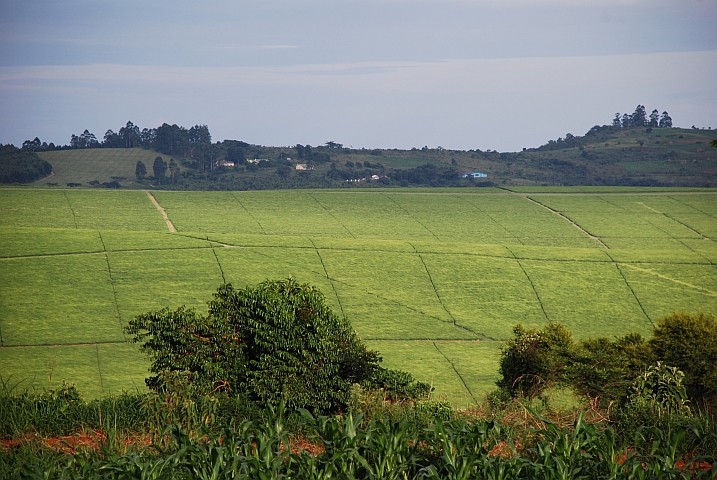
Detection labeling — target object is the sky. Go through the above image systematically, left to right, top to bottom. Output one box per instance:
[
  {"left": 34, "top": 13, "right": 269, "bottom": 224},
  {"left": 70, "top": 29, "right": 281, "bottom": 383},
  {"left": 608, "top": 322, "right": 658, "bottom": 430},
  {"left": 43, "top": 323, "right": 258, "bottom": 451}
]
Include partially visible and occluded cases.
[{"left": 1, "top": 0, "right": 715, "bottom": 152}]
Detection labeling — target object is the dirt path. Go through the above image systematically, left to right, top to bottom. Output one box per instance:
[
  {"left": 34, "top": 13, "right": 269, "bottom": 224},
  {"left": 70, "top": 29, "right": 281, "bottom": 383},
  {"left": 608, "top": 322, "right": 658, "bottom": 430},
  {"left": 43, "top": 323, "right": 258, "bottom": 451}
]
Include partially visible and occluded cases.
[{"left": 144, "top": 191, "right": 176, "bottom": 232}]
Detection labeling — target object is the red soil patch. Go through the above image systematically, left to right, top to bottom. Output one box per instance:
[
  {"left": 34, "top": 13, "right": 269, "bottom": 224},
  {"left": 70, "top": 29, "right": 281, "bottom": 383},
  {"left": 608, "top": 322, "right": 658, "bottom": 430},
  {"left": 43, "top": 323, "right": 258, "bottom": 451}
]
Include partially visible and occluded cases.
[{"left": 1, "top": 431, "right": 152, "bottom": 455}]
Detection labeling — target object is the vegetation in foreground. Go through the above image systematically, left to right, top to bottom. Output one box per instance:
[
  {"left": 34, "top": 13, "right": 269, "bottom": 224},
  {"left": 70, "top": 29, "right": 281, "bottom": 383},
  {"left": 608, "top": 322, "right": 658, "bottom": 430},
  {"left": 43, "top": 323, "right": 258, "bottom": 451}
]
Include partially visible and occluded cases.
[{"left": 1, "top": 279, "right": 716, "bottom": 477}]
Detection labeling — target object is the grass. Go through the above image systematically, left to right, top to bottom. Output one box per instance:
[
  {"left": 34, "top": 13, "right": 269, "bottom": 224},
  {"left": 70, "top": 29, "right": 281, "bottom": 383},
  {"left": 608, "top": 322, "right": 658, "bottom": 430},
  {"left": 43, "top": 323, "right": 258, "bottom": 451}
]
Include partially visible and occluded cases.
[
  {"left": 36, "top": 148, "right": 164, "bottom": 188},
  {"left": 1, "top": 187, "right": 716, "bottom": 404}
]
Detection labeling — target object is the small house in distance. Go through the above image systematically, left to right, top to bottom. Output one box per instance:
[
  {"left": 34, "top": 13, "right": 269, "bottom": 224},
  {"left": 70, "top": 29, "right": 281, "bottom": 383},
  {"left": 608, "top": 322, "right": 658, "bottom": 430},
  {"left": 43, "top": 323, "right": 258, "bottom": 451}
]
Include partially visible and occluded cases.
[
  {"left": 218, "top": 160, "right": 235, "bottom": 167},
  {"left": 295, "top": 163, "right": 314, "bottom": 170},
  {"left": 461, "top": 172, "right": 488, "bottom": 178}
]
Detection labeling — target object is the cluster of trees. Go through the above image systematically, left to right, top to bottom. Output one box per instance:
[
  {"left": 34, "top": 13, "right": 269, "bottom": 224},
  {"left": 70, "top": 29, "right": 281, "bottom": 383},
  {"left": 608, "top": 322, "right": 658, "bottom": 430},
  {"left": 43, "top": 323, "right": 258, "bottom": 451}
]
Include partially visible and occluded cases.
[
  {"left": 612, "top": 105, "right": 672, "bottom": 129},
  {"left": 22, "top": 121, "right": 219, "bottom": 171},
  {"left": 0, "top": 144, "right": 53, "bottom": 184},
  {"left": 295, "top": 144, "right": 332, "bottom": 164},
  {"left": 134, "top": 156, "right": 179, "bottom": 185},
  {"left": 126, "top": 279, "right": 430, "bottom": 414},
  {"left": 498, "top": 312, "right": 717, "bottom": 411}
]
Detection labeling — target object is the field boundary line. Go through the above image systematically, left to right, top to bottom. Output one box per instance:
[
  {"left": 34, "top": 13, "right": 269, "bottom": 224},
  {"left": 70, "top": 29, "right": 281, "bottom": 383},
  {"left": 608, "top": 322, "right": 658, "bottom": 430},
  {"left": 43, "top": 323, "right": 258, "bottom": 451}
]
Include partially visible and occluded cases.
[
  {"left": 63, "top": 191, "right": 78, "bottom": 228},
  {"left": 144, "top": 191, "right": 176, "bottom": 232},
  {"left": 229, "top": 192, "right": 266, "bottom": 234},
  {"left": 308, "top": 193, "right": 356, "bottom": 238},
  {"left": 384, "top": 194, "right": 440, "bottom": 240},
  {"left": 669, "top": 195, "right": 717, "bottom": 220},
  {"left": 461, "top": 196, "right": 524, "bottom": 245},
  {"left": 523, "top": 196, "right": 609, "bottom": 248},
  {"left": 599, "top": 196, "right": 712, "bottom": 260},
  {"left": 662, "top": 213, "right": 711, "bottom": 241},
  {"left": 641, "top": 216, "right": 714, "bottom": 265},
  {"left": 99, "top": 232, "right": 126, "bottom": 341},
  {"left": 209, "top": 236, "right": 227, "bottom": 284},
  {"left": 308, "top": 238, "right": 346, "bottom": 319},
  {"left": 2, "top": 239, "right": 713, "bottom": 267},
  {"left": 409, "top": 243, "right": 488, "bottom": 339},
  {"left": 410, "top": 243, "right": 458, "bottom": 325},
  {"left": 0, "top": 244, "right": 223, "bottom": 260},
  {"left": 248, "top": 244, "right": 472, "bottom": 331},
  {"left": 506, "top": 247, "right": 551, "bottom": 323},
  {"left": 604, "top": 252, "right": 654, "bottom": 328},
  {"left": 620, "top": 263, "right": 717, "bottom": 297},
  {"left": 1, "top": 341, "right": 127, "bottom": 349},
  {"left": 432, "top": 341, "right": 477, "bottom": 404}
]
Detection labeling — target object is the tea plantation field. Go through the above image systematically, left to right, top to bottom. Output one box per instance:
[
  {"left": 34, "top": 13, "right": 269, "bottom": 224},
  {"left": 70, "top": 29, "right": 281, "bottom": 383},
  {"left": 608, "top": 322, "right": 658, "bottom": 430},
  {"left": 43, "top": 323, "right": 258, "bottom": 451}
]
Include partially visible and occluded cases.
[{"left": 1, "top": 187, "right": 716, "bottom": 406}]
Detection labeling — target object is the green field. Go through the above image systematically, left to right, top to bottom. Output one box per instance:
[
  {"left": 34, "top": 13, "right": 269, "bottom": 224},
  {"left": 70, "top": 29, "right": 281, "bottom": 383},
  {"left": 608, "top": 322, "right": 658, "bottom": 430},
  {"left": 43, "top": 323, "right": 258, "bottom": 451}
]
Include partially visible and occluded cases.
[
  {"left": 35, "top": 149, "right": 163, "bottom": 188},
  {"left": 1, "top": 187, "right": 716, "bottom": 405}
]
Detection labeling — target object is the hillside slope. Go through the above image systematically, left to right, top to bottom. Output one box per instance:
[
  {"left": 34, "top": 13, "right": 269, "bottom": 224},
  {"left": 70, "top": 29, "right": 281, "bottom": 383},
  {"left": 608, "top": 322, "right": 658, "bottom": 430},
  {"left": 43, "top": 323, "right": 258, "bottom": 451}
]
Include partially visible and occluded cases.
[{"left": 27, "top": 127, "right": 717, "bottom": 189}]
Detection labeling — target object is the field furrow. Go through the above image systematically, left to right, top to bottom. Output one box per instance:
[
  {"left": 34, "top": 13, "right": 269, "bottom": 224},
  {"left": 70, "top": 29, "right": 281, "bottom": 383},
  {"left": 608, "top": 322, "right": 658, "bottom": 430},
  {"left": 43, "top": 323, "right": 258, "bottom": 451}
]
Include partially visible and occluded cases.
[{"left": 1, "top": 187, "right": 715, "bottom": 402}]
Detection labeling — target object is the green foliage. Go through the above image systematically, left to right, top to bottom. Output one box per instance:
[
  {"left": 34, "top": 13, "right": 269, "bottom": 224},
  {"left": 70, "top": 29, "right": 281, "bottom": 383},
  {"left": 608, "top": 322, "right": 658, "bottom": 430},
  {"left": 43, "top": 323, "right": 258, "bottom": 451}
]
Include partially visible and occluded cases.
[
  {"left": 0, "top": 144, "right": 52, "bottom": 184},
  {"left": 152, "top": 155, "right": 167, "bottom": 184},
  {"left": 134, "top": 160, "right": 146, "bottom": 179},
  {"left": 126, "top": 279, "right": 400, "bottom": 413},
  {"left": 650, "top": 312, "right": 717, "bottom": 404},
  {"left": 498, "top": 314, "right": 717, "bottom": 420},
  {"left": 497, "top": 323, "right": 574, "bottom": 399},
  {"left": 564, "top": 332, "right": 655, "bottom": 405},
  {"left": 618, "top": 362, "right": 691, "bottom": 431},
  {"left": 363, "top": 368, "right": 432, "bottom": 402},
  {"left": 0, "top": 377, "right": 146, "bottom": 437},
  {"left": 1, "top": 391, "right": 716, "bottom": 478}
]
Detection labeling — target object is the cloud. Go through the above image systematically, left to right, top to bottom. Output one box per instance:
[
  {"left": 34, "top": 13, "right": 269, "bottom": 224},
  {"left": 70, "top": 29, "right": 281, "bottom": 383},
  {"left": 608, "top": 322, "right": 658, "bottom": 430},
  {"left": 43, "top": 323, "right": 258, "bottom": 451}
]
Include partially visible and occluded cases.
[{"left": 1, "top": 50, "right": 715, "bottom": 150}]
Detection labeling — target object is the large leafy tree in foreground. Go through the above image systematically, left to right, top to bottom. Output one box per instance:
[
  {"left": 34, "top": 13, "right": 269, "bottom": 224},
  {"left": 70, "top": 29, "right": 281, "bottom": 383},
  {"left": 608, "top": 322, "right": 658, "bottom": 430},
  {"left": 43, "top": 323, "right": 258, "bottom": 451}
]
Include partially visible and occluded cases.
[{"left": 126, "top": 279, "right": 426, "bottom": 413}]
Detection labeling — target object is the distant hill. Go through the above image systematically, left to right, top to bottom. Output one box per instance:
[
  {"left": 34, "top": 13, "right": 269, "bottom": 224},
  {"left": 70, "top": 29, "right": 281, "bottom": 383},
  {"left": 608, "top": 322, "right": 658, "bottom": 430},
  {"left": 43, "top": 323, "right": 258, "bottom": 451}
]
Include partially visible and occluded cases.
[{"left": 21, "top": 126, "right": 717, "bottom": 189}]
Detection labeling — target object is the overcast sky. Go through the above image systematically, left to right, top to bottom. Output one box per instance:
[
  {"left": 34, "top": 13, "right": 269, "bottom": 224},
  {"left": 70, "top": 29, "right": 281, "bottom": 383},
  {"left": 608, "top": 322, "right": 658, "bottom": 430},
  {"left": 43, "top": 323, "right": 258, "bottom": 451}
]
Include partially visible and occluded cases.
[{"left": 1, "top": 0, "right": 715, "bottom": 152}]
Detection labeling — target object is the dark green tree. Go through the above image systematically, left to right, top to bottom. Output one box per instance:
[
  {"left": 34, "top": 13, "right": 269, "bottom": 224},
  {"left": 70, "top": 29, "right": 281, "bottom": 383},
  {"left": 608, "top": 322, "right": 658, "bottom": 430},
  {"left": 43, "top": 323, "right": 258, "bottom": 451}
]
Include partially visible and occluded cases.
[
  {"left": 631, "top": 105, "right": 647, "bottom": 127},
  {"left": 649, "top": 109, "right": 660, "bottom": 128},
  {"left": 659, "top": 111, "right": 673, "bottom": 128},
  {"left": 118, "top": 121, "right": 140, "bottom": 148},
  {"left": 0, "top": 145, "right": 53, "bottom": 184},
  {"left": 152, "top": 156, "right": 167, "bottom": 184},
  {"left": 168, "top": 158, "right": 179, "bottom": 184},
  {"left": 135, "top": 160, "right": 147, "bottom": 180},
  {"left": 126, "top": 279, "right": 429, "bottom": 413},
  {"left": 649, "top": 312, "right": 717, "bottom": 403},
  {"left": 496, "top": 323, "right": 574, "bottom": 399}
]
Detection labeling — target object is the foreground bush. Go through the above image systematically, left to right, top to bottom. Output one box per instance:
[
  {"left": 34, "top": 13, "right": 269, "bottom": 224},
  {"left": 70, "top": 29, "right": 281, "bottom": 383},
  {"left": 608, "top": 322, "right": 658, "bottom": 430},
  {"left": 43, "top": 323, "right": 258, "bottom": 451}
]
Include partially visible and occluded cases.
[
  {"left": 126, "top": 278, "right": 430, "bottom": 414},
  {"left": 497, "top": 312, "right": 717, "bottom": 410},
  {"left": 650, "top": 312, "right": 717, "bottom": 404}
]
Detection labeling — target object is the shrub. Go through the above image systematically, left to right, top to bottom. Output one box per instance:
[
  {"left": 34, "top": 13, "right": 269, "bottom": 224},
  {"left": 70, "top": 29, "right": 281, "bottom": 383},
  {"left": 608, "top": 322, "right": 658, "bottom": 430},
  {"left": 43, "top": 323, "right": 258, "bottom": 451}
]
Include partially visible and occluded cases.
[
  {"left": 127, "top": 279, "right": 424, "bottom": 414},
  {"left": 650, "top": 312, "right": 717, "bottom": 404},
  {"left": 497, "top": 323, "right": 574, "bottom": 398},
  {"left": 565, "top": 332, "right": 654, "bottom": 406},
  {"left": 617, "top": 362, "right": 692, "bottom": 432}
]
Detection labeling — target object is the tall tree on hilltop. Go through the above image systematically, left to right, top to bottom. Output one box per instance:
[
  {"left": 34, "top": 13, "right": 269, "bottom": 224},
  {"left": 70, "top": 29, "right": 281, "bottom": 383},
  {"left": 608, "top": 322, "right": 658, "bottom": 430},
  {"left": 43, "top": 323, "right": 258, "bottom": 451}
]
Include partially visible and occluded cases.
[
  {"left": 631, "top": 105, "right": 647, "bottom": 127},
  {"left": 649, "top": 109, "right": 660, "bottom": 128},
  {"left": 659, "top": 111, "right": 673, "bottom": 128},
  {"left": 119, "top": 121, "right": 140, "bottom": 148},
  {"left": 70, "top": 129, "right": 99, "bottom": 148},
  {"left": 153, "top": 156, "right": 167, "bottom": 184},
  {"left": 168, "top": 158, "right": 179, "bottom": 184},
  {"left": 135, "top": 160, "right": 147, "bottom": 180}
]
